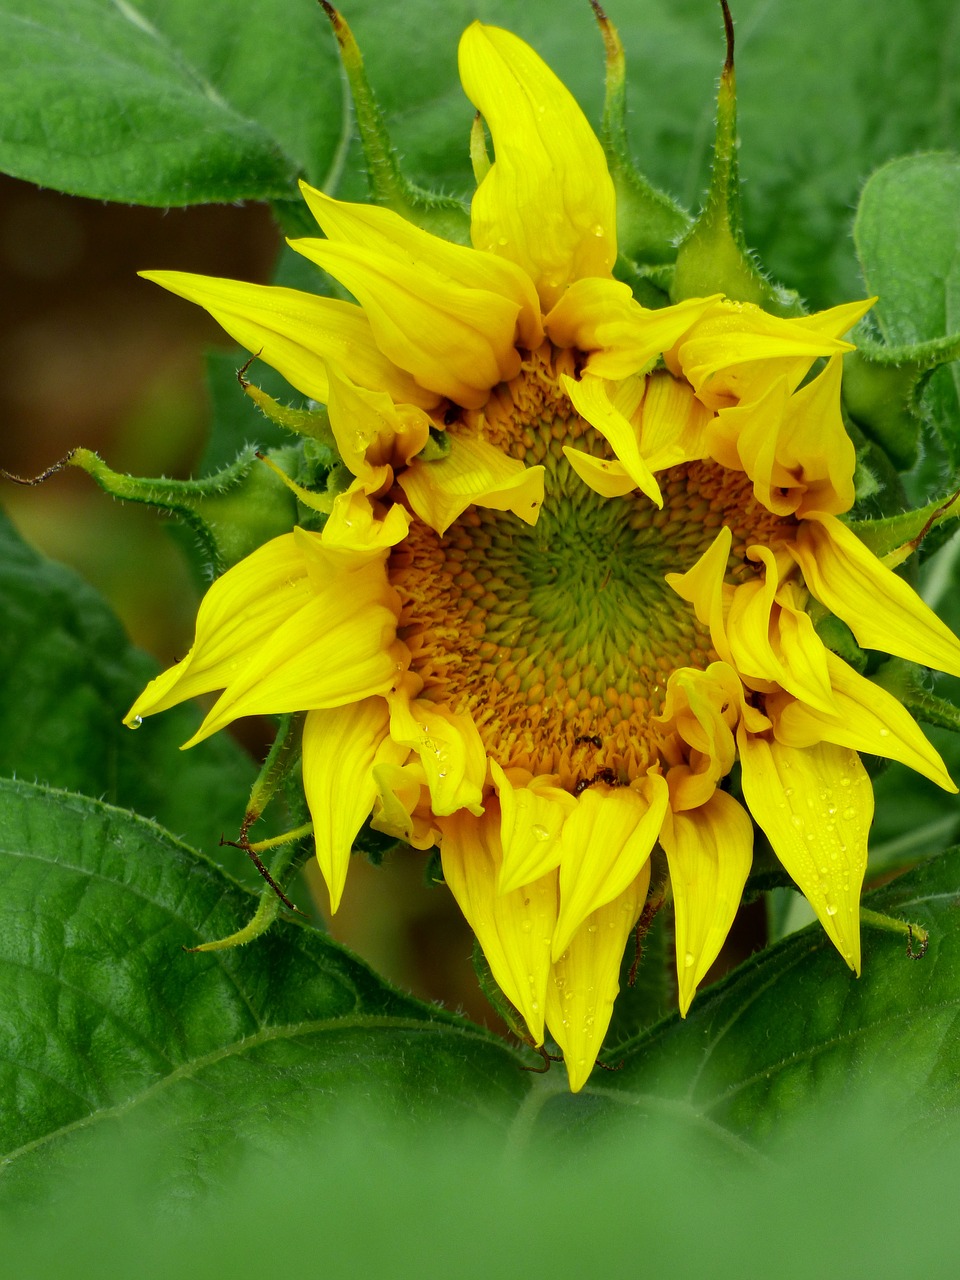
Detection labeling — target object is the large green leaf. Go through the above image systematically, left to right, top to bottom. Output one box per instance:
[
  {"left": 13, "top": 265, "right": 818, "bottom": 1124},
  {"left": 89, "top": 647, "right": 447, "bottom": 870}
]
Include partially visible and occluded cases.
[
  {"left": 0, "top": 0, "right": 341, "bottom": 203},
  {"left": 0, "top": 507, "right": 257, "bottom": 854},
  {"left": 4, "top": 773, "right": 960, "bottom": 1202},
  {"left": 0, "top": 778, "right": 529, "bottom": 1200}
]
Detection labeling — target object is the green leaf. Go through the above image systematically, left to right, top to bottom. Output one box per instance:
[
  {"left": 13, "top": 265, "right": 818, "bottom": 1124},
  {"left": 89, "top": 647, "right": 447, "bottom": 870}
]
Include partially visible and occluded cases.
[
  {"left": 0, "top": 0, "right": 342, "bottom": 204},
  {"left": 0, "top": 507, "right": 257, "bottom": 853},
  {"left": 0, "top": 778, "right": 529, "bottom": 1199}
]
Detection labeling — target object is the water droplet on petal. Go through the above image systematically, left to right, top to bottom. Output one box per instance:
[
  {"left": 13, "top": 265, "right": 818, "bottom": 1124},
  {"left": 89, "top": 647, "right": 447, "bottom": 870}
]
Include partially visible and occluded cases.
[
  {"left": 128, "top": 715, "right": 142, "bottom": 730},
  {"left": 842, "top": 807, "right": 856, "bottom": 821},
  {"left": 531, "top": 823, "right": 550, "bottom": 841},
  {"left": 825, "top": 903, "right": 838, "bottom": 917},
  {"left": 683, "top": 951, "right": 695, "bottom": 968}
]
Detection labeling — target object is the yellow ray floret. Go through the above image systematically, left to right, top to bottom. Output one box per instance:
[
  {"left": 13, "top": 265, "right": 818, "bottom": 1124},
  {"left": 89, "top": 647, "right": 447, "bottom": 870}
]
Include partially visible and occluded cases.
[
  {"left": 458, "top": 22, "right": 616, "bottom": 310},
  {"left": 137, "top": 270, "right": 438, "bottom": 411},
  {"left": 302, "top": 698, "right": 408, "bottom": 913},
  {"left": 659, "top": 791, "right": 753, "bottom": 1016}
]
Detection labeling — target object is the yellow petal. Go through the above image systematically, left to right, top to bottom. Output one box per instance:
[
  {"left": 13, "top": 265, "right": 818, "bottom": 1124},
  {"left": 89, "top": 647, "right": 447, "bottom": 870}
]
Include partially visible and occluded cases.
[
  {"left": 458, "top": 23, "right": 616, "bottom": 310},
  {"left": 298, "top": 181, "right": 544, "bottom": 353},
  {"left": 291, "top": 237, "right": 521, "bottom": 408},
  {"left": 138, "top": 270, "right": 439, "bottom": 411},
  {"left": 546, "top": 280, "right": 718, "bottom": 379},
  {"left": 671, "top": 298, "right": 873, "bottom": 410},
  {"left": 325, "top": 364, "right": 431, "bottom": 492},
  {"left": 637, "top": 372, "right": 713, "bottom": 472},
  {"left": 560, "top": 373, "right": 662, "bottom": 506},
  {"left": 398, "top": 432, "right": 544, "bottom": 535},
  {"left": 562, "top": 447, "right": 636, "bottom": 498},
  {"left": 320, "top": 486, "right": 412, "bottom": 552},
  {"left": 790, "top": 513, "right": 960, "bottom": 677},
  {"left": 666, "top": 525, "right": 735, "bottom": 665},
  {"left": 126, "top": 532, "right": 317, "bottom": 725},
  {"left": 725, "top": 545, "right": 837, "bottom": 714},
  {"left": 770, "top": 649, "right": 957, "bottom": 792},
  {"left": 656, "top": 665, "right": 739, "bottom": 811},
  {"left": 388, "top": 690, "right": 487, "bottom": 817},
  {"left": 302, "top": 699, "right": 406, "bottom": 913},
  {"left": 738, "top": 730, "right": 870, "bottom": 972},
  {"left": 370, "top": 760, "right": 437, "bottom": 851},
  {"left": 492, "top": 761, "right": 577, "bottom": 894},
  {"left": 553, "top": 775, "right": 668, "bottom": 960},
  {"left": 660, "top": 791, "right": 753, "bottom": 1015},
  {"left": 440, "top": 807, "right": 557, "bottom": 1044},
  {"left": 547, "top": 862, "right": 651, "bottom": 1092}
]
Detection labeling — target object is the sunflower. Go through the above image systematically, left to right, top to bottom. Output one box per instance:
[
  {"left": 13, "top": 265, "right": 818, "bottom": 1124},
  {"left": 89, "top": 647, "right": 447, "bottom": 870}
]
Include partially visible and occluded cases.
[{"left": 126, "top": 22, "right": 960, "bottom": 1091}]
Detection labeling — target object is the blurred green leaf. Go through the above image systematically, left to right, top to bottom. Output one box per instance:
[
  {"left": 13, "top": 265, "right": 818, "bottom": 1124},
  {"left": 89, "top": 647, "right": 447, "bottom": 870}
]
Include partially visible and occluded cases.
[
  {"left": 0, "top": 0, "right": 341, "bottom": 204},
  {"left": 0, "top": 507, "right": 257, "bottom": 852},
  {"left": 0, "top": 778, "right": 529, "bottom": 1199}
]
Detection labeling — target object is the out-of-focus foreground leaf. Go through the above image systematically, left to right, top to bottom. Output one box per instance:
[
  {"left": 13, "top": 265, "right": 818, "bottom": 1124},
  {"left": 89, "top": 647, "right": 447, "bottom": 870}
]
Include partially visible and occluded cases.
[
  {"left": 4, "top": 771, "right": 960, "bottom": 1204},
  {"left": 0, "top": 778, "right": 529, "bottom": 1201}
]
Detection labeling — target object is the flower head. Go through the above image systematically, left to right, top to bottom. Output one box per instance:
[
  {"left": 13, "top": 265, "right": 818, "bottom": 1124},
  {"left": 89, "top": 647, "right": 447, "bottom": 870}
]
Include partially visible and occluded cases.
[{"left": 128, "top": 22, "right": 960, "bottom": 1091}]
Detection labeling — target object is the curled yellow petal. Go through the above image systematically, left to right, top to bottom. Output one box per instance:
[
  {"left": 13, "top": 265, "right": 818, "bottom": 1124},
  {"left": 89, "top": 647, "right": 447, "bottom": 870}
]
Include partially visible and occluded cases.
[
  {"left": 459, "top": 22, "right": 616, "bottom": 310},
  {"left": 138, "top": 270, "right": 439, "bottom": 410},
  {"left": 546, "top": 280, "right": 718, "bottom": 379},
  {"left": 670, "top": 297, "right": 873, "bottom": 410},
  {"left": 325, "top": 364, "right": 431, "bottom": 493},
  {"left": 561, "top": 373, "right": 662, "bottom": 506},
  {"left": 398, "top": 432, "right": 545, "bottom": 535},
  {"left": 790, "top": 513, "right": 960, "bottom": 677},
  {"left": 666, "top": 525, "right": 735, "bottom": 665},
  {"left": 769, "top": 649, "right": 957, "bottom": 792},
  {"left": 388, "top": 690, "right": 487, "bottom": 817},
  {"left": 302, "top": 699, "right": 406, "bottom": 913},
  {"left": 738, "top": 730, "right": 870, "bottom": 972},
  {"left": 492, "top": 761, "right": 577, "bottom": 894},
  {"left": 553, "top": 775, "right": 668, "bottom": 960},
  {"left": 660, "top": 790, "right": 753, "bottom": 1016},
  {"left": 440, "top": 806, "right": 557, "bottom": 1045},
  {"left": 547, "top": 862, "right": 651, "bottom": 1092}
]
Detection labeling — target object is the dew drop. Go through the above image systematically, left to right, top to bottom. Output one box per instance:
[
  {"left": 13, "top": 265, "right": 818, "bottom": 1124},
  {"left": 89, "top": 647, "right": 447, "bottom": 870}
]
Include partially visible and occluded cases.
[
  {"left": 591, "top": 224, "right": 605, "bottom": 237},
  {"left": 497, "top": 236, "right": 508, "bottom": 247},
  {"left": 128, "top": 715, "right": 143, "bottom": 731},
  {"left": 878, "top": 728, "right": 890, "bottom": 738},
  {"left": 840, "top": 776, "right": 852, "bottom": 788},
  {"left": 783, "top": 786, "right": 794, "bottom": 798},
  {"left": 842, "top": 807, "right": 856, "bottom": 821},
  {"left": 531, "top": 823, "right": 550, "bottom": 841},
  {"left": 825, "top": 903, "right": 838, "bottom": 917},
  {"left": 520, "top": 920, "right": 533, "bottom": 934},
  {"left": 586, "top": 923, "right": 598, "bottom": 934},
  {"left": 683, "top": 951, "right": 695, "bottom": 968}
]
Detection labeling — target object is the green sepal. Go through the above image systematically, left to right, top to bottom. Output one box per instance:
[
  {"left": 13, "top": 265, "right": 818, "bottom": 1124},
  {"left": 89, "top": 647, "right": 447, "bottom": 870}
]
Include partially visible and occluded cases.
[
  {"left": 321, "top": 3, "right": 469, "bottom": 245},
  {"left": 592, "top": 5, "right": 691, "bottom": 270},
  {"left": 670, "top": 7, "right": 797, "bottom": 315},
  {"left": 842, "top": 334, "right": 960, "bottom": 471},
  {"left": 241, "top": 375, "right": 338, "bottom": 456},
  {"left": 61, "top": 445, "right": 299, "bottom": 575},
  {"left": 847, "top": 487, "right": 960, "bottom": 561},
  {"left": 871, "top": 659, "right": 960, "bottom": 736}
]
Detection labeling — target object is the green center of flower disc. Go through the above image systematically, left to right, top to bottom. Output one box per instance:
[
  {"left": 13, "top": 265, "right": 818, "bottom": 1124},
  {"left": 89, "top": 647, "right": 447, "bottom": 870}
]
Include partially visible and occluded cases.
[{"left": 391, "top": 348, "right": 789, "bottom": 788}]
